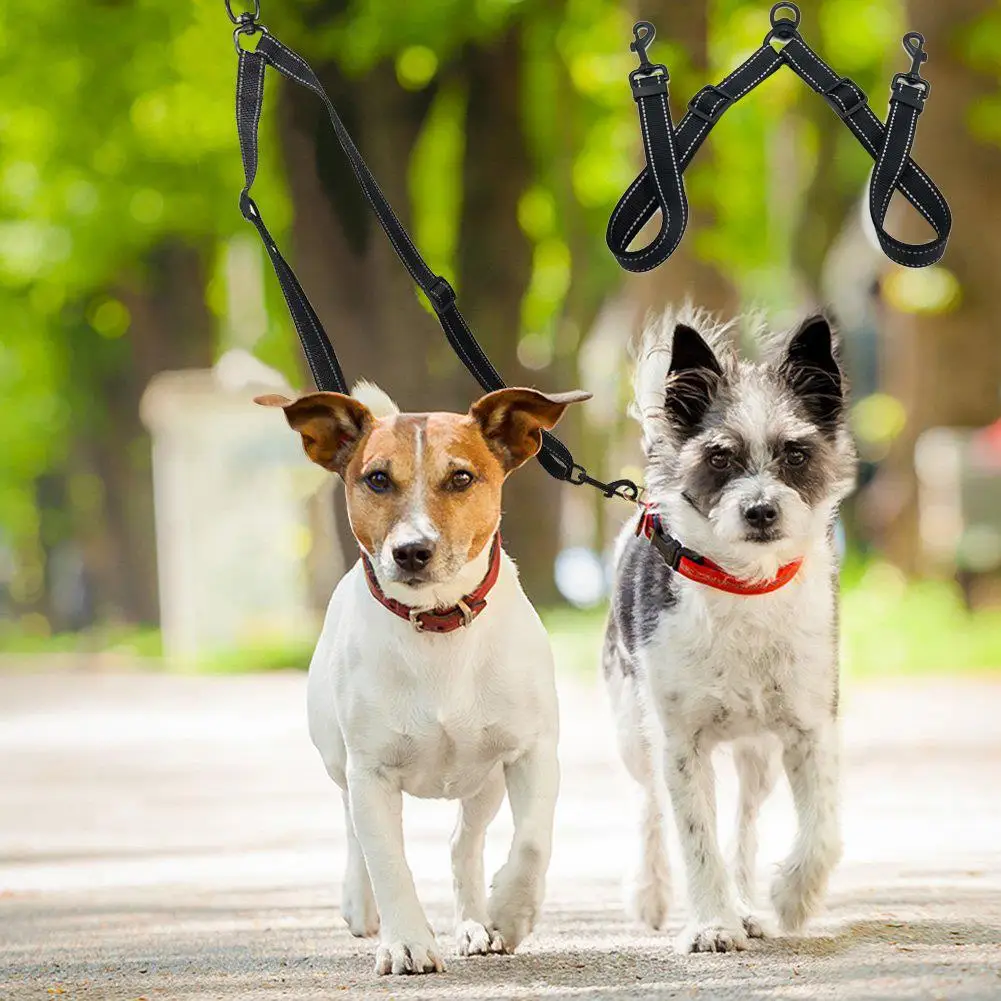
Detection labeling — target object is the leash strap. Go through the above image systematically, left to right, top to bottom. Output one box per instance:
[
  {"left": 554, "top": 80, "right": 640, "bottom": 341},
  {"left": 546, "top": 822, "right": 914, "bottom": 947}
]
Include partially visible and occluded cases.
[
  {"left": 608, "top": 3, "right": 951, "bottom": 273},
  {"left": 231, "top": 16, "right": 637, "bottom": 497}
]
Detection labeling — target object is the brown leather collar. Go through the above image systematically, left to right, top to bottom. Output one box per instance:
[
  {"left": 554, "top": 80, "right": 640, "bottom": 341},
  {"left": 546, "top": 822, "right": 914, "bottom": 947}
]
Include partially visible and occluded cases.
[{"left": 361, "top": 535, "right": 502, "bottom": 633}]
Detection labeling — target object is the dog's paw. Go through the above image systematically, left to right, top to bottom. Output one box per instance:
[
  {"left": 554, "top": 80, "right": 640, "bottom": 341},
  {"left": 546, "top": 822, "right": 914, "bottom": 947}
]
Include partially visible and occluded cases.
[
  {"left": 770, "top": 859, "right": 832, "bottom": 934},
  {"left": 487, "top": 861, "right": 541, "bottom": 953},
  {"left": 628, "top": 877, "right": 670, "bottom": 930},
  {"left": 341, "top": 891, "right": 379, "bottom": 938},
  {"left": 486, "top": 900, "right": 534, "bottom": 954},
  {"left": 740, "top": 911, "right": 771, "bottom": 940},
  {"left": 455, "top": 920, "right": 505, "bottom": 957},
  {"left": 674, "top": 920, "right": 749, "bottom": 954},
  {"left": 374, "top": 936, "right": 445, "bottom": 976}
]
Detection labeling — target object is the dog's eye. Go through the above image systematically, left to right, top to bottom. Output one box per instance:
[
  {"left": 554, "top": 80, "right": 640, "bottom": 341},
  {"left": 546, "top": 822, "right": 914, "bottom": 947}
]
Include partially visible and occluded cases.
[
  {"left": 785, "top": 448, "right": 808, "bottom": 467},
  {"left": 708, "top": 451, "right": 731, "bottom": 471},
  {"left": 364, "top": 470, "right": 392, "bottom": 493},
  {"left": 447, "top": 470, "right": 475, "bottom": 491}
]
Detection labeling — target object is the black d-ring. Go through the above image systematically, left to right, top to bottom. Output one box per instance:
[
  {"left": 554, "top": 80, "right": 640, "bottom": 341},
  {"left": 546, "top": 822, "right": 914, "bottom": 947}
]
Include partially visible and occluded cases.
[
  {"left": 225, "top": 0, "right": 261, "bottom": 25},
  {"left": 768, "top": 2, "right": 801, "bottom": 39}
]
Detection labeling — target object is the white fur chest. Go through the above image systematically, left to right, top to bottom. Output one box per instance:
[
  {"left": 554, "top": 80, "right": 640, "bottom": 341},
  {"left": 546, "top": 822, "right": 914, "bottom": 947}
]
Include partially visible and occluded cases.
[
  {"left": 643, "top": 544, "right": 838, "bottom": 739},
  {"left": 307, "top": 557, "right": 557, "bottom": 801},
  {"left": 359, "top": 653, "right": 529, "bottom": 799}
]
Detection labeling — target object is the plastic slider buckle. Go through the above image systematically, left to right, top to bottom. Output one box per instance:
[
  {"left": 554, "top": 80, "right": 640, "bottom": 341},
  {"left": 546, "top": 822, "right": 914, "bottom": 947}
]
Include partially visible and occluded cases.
[
  {"left": 630, "top": 66, "right": 670, "bottom": 101},
  {"left": 891, "top": 74, "right": 929, "bottom": 111},
  {"left": 823, "top": 78, "right": 868, "bottom": 119},
  {"left": 687, "top": 85, "right": 730, "bottom": 125},
  {"left": 427, "top": 276, "right": 457, "bottom": 314},
  {"left": 649, "top": 526, "right": 702, "bottom": 572}
]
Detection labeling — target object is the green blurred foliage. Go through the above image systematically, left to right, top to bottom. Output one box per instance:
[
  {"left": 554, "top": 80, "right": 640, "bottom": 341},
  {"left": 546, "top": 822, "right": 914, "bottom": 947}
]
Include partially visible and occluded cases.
[{"left": 1, "top": 0, "right": 992, "bottom": 634}]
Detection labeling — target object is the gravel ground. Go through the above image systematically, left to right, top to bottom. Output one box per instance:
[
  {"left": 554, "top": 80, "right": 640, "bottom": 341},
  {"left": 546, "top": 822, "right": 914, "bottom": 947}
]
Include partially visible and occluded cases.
[{"left": 1, "top": 669, "right": 1000, "bottom": 1001}]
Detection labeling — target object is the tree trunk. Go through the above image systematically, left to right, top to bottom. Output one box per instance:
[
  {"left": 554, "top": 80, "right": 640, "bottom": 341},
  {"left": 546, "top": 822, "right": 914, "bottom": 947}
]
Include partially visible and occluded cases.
[
  {"left": 875, "top": 0, "right": 1001, "bottom": 571},
  {"left": 457, "top": 26, "right": 562, "bottom": 604},
  {"left": 279, "top": 52, "right": 444, "bottom": 565},
  {"left": 280, "top": 58, "right": 443, "bottom": 407},
  {"left": 791, "top": 97, "right": 855, "bottom": 298},
  {"left": 63, "top": 241, "right": 214, "bottom": 626}
]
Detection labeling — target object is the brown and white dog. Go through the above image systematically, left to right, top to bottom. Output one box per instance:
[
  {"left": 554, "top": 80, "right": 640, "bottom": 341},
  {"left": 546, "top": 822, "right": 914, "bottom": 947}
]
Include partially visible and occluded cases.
[{"left": 256, "top": 380, "right": 589, "bottom": 976}]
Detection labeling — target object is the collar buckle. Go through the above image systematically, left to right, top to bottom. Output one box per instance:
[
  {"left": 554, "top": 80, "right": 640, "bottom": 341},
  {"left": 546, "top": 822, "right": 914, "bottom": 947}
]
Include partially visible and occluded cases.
[
  {"left": 456, "top": 598, "right": 474, "bottom": 627},
  {"left": 408, "top": 608, "right": 425, "bottom": 632}
]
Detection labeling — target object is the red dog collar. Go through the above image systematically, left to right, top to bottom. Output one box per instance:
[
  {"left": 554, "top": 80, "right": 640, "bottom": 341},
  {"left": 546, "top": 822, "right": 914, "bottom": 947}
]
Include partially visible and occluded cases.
[
  {"left": 637, "top": 504, "right": 802, "bottom": 596},
  {"left": 361, "top": 535, "right": 502, "bottom": 633}
]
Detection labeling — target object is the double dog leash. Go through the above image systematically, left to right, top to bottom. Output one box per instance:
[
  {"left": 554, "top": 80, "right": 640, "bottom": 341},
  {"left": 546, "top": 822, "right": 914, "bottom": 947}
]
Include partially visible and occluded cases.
[
  {"left": 227, "top": 1, "right": 950, "bottom": 506},
  {"left": 609, "top": 2, "right": 951, "bottom": 272}
]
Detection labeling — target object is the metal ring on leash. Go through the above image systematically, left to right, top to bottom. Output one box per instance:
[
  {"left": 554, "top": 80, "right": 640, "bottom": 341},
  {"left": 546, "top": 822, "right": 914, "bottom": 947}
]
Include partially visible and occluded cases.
[
  {"left": 764, "top": 2, "right": 801, "bottom": 45},
  {"left": 769, "top": 2, "right": 801, "bottom": 33},
  {"left": 234, "top": 21, "right": 268, "bottom": 54}
]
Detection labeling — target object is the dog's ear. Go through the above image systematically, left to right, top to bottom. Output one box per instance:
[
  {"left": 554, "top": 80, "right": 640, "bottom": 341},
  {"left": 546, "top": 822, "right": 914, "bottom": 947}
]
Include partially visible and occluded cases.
[
  {"left": 780, "top": 315, "right": 844, "bottom": 433},
  {"left": 664, "top": 324, "right": 724, "bottom": 435},
  {"left": 470, "top": 387, "right": 592, "bottom": 473},
  {"left": 255, "top": 392, "right": 374, "bottom": 474}
]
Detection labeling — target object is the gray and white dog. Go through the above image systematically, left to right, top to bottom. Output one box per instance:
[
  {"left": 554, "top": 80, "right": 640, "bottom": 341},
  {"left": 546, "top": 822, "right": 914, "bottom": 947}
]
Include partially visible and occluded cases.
[{"left": 604, "top": 306, "right": 857, "bottom": 954}]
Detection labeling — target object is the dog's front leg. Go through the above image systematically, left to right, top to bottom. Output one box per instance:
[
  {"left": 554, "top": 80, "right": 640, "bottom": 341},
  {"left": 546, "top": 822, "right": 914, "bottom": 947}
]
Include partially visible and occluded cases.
[
  {"left": 771, "top": 720, "right": 842, "bottom": 933},
  {"left": 665, "top": 736, "right": 748, "bottom": 953},
  {"left": 487, "top": 738, "right": 559, "bottom": 952},
  {"left": 347, "top": 765, "right": 445, "bottom": 975},
  {"left": 451, "top": 765, "right": 506, "bottom": 956}
]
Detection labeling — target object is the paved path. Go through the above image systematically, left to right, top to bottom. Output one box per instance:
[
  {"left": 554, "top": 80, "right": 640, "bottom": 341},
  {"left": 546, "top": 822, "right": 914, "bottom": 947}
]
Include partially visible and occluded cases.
[{"left": 1, "top": 670, "right": 1000, "bottom": 1000}]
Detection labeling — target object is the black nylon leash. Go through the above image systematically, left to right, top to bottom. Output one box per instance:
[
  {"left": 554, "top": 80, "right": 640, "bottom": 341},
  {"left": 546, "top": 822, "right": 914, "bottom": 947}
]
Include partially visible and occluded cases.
[
  {"left": 228, "top": 2, "right": 640, "bottom": 502},
  {"left": 608, "top": 2, "right": 951, "bottom": 273}
]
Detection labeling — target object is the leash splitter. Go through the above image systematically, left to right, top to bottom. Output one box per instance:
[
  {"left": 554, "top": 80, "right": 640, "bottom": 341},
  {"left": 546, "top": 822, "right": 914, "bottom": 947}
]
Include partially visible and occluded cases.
[
  {"left": 227, "top": 1, "right": 642, "bottom": 502},
  {"left": 608, "top": 2, "right": 952, "bottom": 273}
]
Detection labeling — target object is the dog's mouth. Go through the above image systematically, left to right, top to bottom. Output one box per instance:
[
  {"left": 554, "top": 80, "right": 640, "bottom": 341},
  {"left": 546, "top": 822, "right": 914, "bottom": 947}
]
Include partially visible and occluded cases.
[
  {"left": 743, "top": 528, "right": 783, "bottom": 545},
  {"left": 383, "top": 568, "right": 435, "bottom": 587}
]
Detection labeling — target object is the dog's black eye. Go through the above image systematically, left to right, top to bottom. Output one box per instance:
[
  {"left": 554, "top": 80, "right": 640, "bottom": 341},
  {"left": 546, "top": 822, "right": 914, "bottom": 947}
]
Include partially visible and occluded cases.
[
  {"left": 785, "top": 447, "right": 809, "bottom": 467},
  {"left": 708, "top": 450, "right": 731, "bottom": 471},
  {"left": 364, "top": 470, "right": 391, "bottom": 493},
  {"left": 447, "top": 470, "right": 475, "bottom": 491}
]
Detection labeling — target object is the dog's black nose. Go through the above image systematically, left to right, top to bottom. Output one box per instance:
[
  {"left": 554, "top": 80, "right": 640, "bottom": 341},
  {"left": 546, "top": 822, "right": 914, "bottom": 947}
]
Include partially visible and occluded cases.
[
  {"left": 743, "top": 502, "right": 778, "bottom": 528},
  {"left": 393, "top": 542, "right": 435, "bottom": 572}
]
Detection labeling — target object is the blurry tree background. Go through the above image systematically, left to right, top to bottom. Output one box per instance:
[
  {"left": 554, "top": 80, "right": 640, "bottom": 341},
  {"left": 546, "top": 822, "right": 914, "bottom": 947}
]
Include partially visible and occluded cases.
[{"left": 0, "top": 0, "right": 998, "bottom": 656}]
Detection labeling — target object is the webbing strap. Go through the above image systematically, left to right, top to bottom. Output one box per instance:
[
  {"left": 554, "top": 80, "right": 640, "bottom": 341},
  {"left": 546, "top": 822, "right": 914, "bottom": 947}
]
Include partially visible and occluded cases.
[
  {"left": 608, "top": 3, "right": 951, "bottom": 273},
  {"left": 233, "top": 24, "right": 623, "bottom": 490}
]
